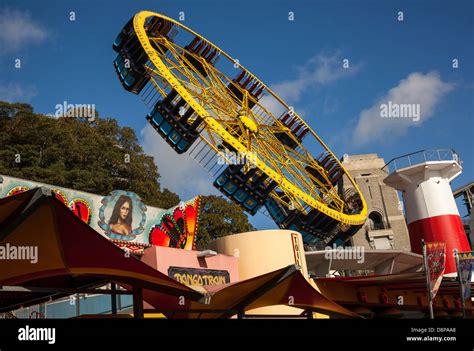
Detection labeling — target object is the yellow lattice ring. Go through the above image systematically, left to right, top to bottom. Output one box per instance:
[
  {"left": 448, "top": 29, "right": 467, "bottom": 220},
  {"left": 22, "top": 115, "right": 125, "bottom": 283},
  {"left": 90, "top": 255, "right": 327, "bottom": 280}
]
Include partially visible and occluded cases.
[{"left": 133, "top": 11, "right": 367, "bottom": 225}]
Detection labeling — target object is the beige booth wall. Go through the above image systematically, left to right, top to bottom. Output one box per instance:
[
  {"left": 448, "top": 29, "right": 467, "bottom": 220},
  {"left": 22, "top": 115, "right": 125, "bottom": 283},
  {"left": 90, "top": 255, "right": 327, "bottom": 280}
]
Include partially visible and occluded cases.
[{"left": 208, "top": 229, "right": 309, "bottom": 316}]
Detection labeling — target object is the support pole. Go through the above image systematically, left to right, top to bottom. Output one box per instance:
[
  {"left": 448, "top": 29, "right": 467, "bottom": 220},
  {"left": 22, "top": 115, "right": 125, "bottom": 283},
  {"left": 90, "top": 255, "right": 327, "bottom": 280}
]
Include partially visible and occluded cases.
[
  {"left": 422, "top": 239, "right": 434, "bottom": 319},
  {"left": 454, "top": 250, "right": 467, "bottom": 318},
  {"left": 111, "top": 283, "right": 117, "bottom": 315},
  {"left": 133, "top": 287, "right": 143, "bottom": 319},
  {"left": 76, "top": 293, "right": 80, "bottom": 317}
]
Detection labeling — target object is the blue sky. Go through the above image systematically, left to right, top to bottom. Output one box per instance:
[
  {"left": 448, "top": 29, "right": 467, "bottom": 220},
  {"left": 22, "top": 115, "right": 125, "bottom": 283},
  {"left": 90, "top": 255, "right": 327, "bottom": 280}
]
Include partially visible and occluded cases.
[{"left": 1, "top": 0, "right": 473, "bottom": 228}]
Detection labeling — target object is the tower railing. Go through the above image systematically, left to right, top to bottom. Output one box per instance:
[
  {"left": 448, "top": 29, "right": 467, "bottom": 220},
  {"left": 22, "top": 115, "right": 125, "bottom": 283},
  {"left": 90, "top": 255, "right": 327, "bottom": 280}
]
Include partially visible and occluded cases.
[{"left": 381, "top": 148, "right": 460, "bottom": 174}]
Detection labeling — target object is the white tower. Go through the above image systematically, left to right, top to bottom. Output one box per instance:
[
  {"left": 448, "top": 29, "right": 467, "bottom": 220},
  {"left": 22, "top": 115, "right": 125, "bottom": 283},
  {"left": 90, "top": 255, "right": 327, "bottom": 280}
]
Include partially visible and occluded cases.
[{"left": 383, "top": 149, "right": 470, "bottom": 274}]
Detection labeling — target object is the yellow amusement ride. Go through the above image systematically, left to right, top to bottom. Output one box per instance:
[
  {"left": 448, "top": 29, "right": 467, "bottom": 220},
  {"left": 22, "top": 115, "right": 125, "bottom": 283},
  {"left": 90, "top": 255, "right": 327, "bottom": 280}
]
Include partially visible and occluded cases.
[{"left": 112, "top": 11, "right": 367, "bottom": 247}]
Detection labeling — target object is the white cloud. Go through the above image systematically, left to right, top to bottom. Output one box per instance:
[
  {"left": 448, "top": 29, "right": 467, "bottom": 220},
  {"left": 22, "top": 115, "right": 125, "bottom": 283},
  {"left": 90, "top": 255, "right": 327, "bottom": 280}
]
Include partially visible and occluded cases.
[
  {"left": 0, "top": 8, "right": 48, "bottom": 52},
  {"left": 259, "top": 52, "right": 359, "bottom": 120},
  {"left": 270, "top": 52, "right": 362, "bottom": 103},
  {"left": 353, "top": 71, "right": 454, "bottom": 145},
  {"left": 0, "top": 83, "right": 37, "bottom": 102},
  {"left": 258, "top": 93, "right": 287, "bottom": 117},
  {"left": 322, "top": 96, "right": 339, "bottom": 114},
  {"left": 141, "top": 124, "right": 219, "bottom": 200}
]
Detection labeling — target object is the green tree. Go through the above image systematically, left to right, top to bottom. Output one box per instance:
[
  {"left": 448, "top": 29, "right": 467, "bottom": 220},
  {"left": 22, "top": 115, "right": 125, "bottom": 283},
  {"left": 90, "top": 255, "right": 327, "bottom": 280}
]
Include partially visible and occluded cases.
[
  {"left": 0, "top": 101, "right": 179, "bottom": 208},
  {"left": 0, "top": 101, "right": 33, "bottom": 118},
  {"left": 196, "top": 195, "right": 255, "bottom": 250}
]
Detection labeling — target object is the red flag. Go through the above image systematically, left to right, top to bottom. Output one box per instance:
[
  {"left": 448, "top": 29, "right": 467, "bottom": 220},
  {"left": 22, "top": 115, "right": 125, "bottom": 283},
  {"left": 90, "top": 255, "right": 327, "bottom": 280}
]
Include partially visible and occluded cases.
[{"left": 426, "top": 241, "right": 446, "bottom": 298}]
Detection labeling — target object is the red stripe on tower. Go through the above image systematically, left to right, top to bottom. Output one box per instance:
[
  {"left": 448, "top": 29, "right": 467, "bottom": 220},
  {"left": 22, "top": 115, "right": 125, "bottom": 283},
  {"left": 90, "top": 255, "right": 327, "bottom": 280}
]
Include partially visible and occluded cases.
[{"left": 409, "top": 214, "right": 468, "bottom": 273}]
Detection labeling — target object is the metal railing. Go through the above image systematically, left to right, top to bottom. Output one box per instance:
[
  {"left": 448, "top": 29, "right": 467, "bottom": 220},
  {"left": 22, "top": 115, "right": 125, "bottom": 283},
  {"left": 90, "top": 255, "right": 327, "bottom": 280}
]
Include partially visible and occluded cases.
[
  {"left": 381, "top": 148, "right": 460, "bottom": 174},
  {"left": 1, "top": 293, "right": 134, "bottom": 319},
  {"left": 1, "top": 304, "right": 46, "bottom": 319}
]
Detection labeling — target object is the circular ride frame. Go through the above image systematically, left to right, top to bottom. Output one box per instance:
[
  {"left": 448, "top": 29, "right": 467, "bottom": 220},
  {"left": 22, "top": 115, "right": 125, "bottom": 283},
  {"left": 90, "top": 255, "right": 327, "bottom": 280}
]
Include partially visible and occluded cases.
[{"left": 132, "top": 10, "right": 367, "bottom": 227}]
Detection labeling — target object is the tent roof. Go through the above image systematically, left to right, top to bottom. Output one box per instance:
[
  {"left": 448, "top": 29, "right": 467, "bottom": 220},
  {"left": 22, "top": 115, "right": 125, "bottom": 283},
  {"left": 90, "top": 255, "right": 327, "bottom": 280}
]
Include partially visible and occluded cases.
[
  {"left": 0, "top": 188, "right": 204, "bottom": 312},
  {"left": 140, "top": 265, "right": 360, "bottom": 318}
]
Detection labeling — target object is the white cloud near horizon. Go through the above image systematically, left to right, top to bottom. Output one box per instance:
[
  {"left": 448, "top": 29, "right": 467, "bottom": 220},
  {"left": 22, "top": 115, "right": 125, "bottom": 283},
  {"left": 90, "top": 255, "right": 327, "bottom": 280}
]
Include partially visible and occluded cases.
[
  {"left": 0, "top": 8, "right": 48, "bottom": 52},
  {"left": 353, "top": 71, "right": 454, "bottom": 145},
  {"left": 0, "top": 83, "right": 37, "bottom": 103},
  {"left": 141, "top": 124, "right": 219, "bottom": 200}
]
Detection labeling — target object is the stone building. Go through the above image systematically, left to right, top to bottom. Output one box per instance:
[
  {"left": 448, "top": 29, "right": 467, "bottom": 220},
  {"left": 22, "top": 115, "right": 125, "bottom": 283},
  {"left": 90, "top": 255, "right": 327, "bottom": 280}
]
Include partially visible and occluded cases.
[{"left": 339, "top": 154, "right": 411, "bottom": 251}]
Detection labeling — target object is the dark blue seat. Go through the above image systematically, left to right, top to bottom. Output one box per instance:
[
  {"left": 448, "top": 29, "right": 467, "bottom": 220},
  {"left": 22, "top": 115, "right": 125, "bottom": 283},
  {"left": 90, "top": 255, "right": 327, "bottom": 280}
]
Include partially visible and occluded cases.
[
  {"left": 112, "top": 18, "right": 133, "bottom": 53},
  {"left": 114, "top": 34, "right": 122, "bottom": 48},
  {"left": 113, "top": 52, "right": 148, "bottom": 94},
  {"left": 124, "top": 72, "right": 136, "bottom": 87},
  {"left": 146, "top": 97, "right": 202, "bottom": 154},
  {"left": 150, "top": 109, "right": 164, "bottom": 126},
  {"left": 159, "top": 120, "right": 172, "bottom": 135},
  {"left": 169, "top": 130, "right": 181, "bottom": 145},
  {"left": 177, "top": 139, "right": 189, "bottom": 152},
  {"left": 213, "top": 165, "right": 275, "bottom": 215},
  {"left": 234, "top": 189, "right": 248, "bottom": 203},
  {"left": 243, "top": 197, "right": 258, "bottom": 211},
  {"left": 264, "top": 197, "right": 288, "bottom": 225}
]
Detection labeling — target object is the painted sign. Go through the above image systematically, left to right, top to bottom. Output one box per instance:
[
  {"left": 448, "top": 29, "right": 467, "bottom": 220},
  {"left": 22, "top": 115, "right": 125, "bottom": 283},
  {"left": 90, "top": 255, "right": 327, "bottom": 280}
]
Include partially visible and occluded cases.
[
  {"left": 0, "top": 175, "right": 201, "bottom": 251},
  {"left": 6, "top": 185, "right": 30, "bottom": 196},
  {"left": 98, "top": 190, "right": 147, "bottom": 241},
  {"left": 70, "top": 198, "right": 92, "bottom": 225},
  {"left": 148, "top": 198, "right": 200, "bottom": 250},
  {"left": 291, "top": 232, "right": 303, "bottom": 272},
  {"left": 426, "top": 241, "right": 446, "bottom": 298},
  {"left": 459, "top": 251, "right": 474, "bottom": 300},
  {"left": 168, "top": 266, "right": 230, "bottom": 286}
]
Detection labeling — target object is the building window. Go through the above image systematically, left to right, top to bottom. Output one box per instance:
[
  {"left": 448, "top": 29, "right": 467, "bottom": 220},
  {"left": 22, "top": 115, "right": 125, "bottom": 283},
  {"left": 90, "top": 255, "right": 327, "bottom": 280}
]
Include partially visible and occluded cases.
[{"left": 368, "top": 211, "right": 385, "bottom": 230}]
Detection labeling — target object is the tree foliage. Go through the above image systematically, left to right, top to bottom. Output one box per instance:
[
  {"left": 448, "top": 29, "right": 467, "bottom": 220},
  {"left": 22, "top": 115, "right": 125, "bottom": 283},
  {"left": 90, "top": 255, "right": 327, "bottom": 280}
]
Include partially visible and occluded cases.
[
  {"left": 0, "top": 101, "right": 179, "bottom": 208},
  {"left": 197, "top": 195, "right": 255, "bottom": 250}
]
